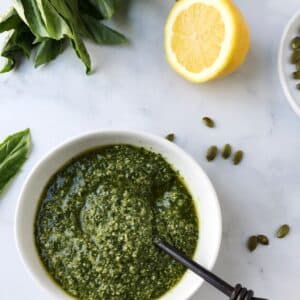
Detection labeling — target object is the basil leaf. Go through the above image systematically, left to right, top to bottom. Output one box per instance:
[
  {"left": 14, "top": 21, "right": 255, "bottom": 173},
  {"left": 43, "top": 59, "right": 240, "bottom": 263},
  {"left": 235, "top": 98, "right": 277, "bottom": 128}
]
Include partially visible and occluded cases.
[
  {"left": 13, "top": 0, "right": 49, "bottom": 37},
  {"left": 14, "top": 0, "right": 72, "bottom": 39},
  {"left": 35, "top": 0, "right": 73, "bottom": 39},
  {"left": 47, "top": 0, "right": 93, "bottom": 73},
  {"left": 47, "top": 0, "right": 84, "bottom": 34},
  {"left": 48, "top": 0, "right": 91, "bottom": 39},
  {"left": 48, "top": 0, "right": 79, "bottom": 20},
  {"left": 79, "top": 0, "right": 104, "bottom": 20},
  {"left": 94, "top": 0, "right": 115, "bottom": 19},
  {"left": 0, "top": 9, "right": 22, "bottom": 33},
  {"left": 0, "top": 9, "right": 24, "bottom": 72},
  {"left": 82, "top": 15, "right": 127, "bottom": 45},
  {"left": 0, "top": 22, "right": 35, "bottom": 73},
  {"left": 3, "top": 25, "right": 35, "bottom": 57},
  {"left": 70, "top": 33, "right": 91, "bottom": 74},
  {"left": 34, "top": 38, "right": 65, "bottom": 67},
  {"left": 0, "top": 57, "right": 15, "bottom": 73},
  {"left": 0, "top": 129, "right": 31, "bottom": 194}
]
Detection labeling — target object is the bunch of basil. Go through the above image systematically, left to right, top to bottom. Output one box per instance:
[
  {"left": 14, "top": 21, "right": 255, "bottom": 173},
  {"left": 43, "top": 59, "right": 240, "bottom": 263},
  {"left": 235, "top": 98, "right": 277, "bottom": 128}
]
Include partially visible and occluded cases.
[{"left": 0, "top": 0, "right": 127, "bottom": 73}]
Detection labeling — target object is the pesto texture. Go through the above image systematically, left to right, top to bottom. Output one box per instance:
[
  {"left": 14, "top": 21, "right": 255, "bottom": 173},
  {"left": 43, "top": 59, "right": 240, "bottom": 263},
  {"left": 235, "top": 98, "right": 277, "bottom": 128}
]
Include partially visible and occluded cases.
[{"left": 35, "top": 145, "right": 198, "bottom": 300}]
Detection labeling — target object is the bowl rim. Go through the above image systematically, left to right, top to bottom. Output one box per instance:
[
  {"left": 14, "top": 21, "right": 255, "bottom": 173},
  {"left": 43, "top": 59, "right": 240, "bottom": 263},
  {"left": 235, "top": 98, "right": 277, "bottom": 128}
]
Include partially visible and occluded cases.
[
  {"left": 278, "top": 9, "right": 300, "bottom": 117},
  {"left": 15, "top": 130, "right": 222, "bottom": 300}
]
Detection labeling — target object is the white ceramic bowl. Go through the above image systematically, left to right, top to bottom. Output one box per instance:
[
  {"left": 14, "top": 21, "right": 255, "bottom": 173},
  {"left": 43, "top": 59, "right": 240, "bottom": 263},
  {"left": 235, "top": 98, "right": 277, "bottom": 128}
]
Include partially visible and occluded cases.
[
  {"left": 279, "top": 10, "right": 300, "bottom": 116},
  {"left": 15, "top": 130, "right": 222, "bottom": 300}
]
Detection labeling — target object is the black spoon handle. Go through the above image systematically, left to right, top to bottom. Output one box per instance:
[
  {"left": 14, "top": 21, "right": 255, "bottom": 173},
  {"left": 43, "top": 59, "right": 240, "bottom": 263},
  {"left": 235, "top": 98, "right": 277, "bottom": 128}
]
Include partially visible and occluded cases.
[{"left": 154, "top": 240, "right": 268, "bottom": 300}]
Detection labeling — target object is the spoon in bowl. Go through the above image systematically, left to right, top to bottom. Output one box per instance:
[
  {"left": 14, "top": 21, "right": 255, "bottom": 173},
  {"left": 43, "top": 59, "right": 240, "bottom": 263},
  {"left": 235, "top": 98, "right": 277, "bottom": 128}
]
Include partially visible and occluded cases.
[{"left": 154, "top": 239, "right": 268, "bottom": 300}]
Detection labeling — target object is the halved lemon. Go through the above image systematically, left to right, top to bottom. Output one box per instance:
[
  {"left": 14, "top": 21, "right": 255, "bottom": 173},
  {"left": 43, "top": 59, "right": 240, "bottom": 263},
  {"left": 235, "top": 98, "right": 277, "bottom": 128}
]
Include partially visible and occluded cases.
[{"left": 165, "top": 0, "right": 250, "bottom": 83}]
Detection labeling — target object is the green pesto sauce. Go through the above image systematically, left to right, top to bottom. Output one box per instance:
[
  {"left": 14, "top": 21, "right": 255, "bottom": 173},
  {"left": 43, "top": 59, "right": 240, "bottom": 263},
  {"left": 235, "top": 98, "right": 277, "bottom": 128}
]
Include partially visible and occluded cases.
[{"left": 35, "top": 145, "right": 199, "bottom": 300}]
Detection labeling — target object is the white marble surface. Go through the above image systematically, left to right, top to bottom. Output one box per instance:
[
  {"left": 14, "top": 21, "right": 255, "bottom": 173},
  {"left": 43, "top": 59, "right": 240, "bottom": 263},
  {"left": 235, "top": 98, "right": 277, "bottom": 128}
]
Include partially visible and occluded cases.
[{"left": 0, "top": 0, "right": 299, "bottom": 299}]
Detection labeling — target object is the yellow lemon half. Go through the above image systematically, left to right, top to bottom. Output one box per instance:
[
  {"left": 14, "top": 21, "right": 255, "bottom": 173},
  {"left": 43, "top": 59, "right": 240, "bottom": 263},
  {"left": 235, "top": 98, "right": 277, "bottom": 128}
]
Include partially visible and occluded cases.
[{"left": 165, "top": 0, "right": 250, "bottom": 83}]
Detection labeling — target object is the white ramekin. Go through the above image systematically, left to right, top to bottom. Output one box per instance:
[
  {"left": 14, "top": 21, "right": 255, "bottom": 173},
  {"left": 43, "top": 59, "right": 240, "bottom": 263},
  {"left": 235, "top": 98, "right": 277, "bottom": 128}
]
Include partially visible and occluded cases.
[
  {"left": 278, "top": 10, "right": 300, "bottom": 117},
  {"left": 15, "top": 130, "right": 222, "bottom": 300}
]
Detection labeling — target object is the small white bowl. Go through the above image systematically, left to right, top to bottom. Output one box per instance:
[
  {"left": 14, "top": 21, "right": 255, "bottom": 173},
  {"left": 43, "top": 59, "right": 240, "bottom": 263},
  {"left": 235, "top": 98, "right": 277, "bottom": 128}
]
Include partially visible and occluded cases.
[
  {"left": 279, "top": 10, "right": 300, "bottom": 116},
  {"left": 15, "top": 130, "right": 222, "bottom": 300}
]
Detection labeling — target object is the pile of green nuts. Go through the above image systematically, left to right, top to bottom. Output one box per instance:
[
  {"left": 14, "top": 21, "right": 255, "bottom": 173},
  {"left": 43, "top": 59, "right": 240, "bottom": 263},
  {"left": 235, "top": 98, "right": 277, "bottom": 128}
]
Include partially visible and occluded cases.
[
  {"left": 291, "top": 36, "right": 300, "bottom": 89},
  {"left": 164, "top": 116, "right": 245, "bottom": 165},
  {"left": 202, "top": 117, "right": 244, "bottom": 165},
  {"left": 206, "top": 144, "right": 243, "bottom": 165},
  {"left": 247, "top": 224, "right": 290, "bottom": 252}
]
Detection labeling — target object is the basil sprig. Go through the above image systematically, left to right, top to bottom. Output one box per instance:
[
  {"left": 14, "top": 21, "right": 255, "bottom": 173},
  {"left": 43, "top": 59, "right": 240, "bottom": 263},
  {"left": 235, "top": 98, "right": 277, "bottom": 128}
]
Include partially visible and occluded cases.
[
  {"left": 0, "top": 0, "right": 127, "bottom": 73},
  {"left": 0, "top": 129, "right": 31, "bottom": 194}
]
